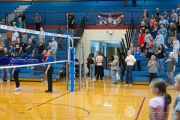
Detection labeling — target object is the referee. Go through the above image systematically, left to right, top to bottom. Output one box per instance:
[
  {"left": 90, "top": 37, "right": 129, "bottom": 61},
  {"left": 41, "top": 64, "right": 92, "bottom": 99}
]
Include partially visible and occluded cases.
[{"left": 45, "top": 50, "right": 54, "bottom": 93}]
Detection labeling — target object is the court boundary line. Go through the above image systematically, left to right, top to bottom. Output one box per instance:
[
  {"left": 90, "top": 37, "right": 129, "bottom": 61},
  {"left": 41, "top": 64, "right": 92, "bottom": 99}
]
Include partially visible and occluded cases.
[
  {"left": 27, "top": 80, "right": 95, "bottom": 116},
  {"left": 135, "top": 97, "right": 146, "bottom": 120}
]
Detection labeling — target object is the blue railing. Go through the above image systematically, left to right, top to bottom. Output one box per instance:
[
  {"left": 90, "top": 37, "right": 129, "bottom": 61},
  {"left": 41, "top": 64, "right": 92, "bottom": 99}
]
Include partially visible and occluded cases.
[{"left": 0, "top": 10, "right": 172, "bottom": 25}]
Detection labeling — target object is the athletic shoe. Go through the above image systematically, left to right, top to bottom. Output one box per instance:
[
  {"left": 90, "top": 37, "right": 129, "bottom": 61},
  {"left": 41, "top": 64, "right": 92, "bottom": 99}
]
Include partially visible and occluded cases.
[
  {"left": 41, "top": 79, "right": 44, "bottom": 82},
  {"left": 7, "top": 80, "right": 10, "bottom": 83},
  {"left": 43, "top": 81, "right": 47, "bottom": 84},
  {"left": 112, "top": 82, "right": 117, "bottom": 84},
  {"left": 123, "top": 84, "right": 128, "bottom": 86},
  {"left": 129, "top": 84, "right": 133, "bottom": 86},
  {"left": 14, "top": 87, "right": 20, "bottom": 91},
  {"left": 45, "top": 90, "right": 53, "bottom": 93}
]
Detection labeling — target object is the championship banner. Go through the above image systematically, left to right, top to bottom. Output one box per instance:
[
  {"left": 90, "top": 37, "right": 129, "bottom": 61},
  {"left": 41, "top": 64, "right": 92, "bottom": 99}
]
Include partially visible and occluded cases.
[
  {"left": 96, "top": 13, "right": 124, "bottom": 26},
  {"left": 0, "top": 24, "right": 68, "bottom": 38}
]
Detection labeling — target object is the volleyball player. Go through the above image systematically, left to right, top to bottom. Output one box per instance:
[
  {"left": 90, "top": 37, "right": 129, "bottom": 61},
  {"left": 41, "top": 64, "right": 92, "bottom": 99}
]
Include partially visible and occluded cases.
[{"left": 12, "top": 53, "right": 20, "bottom": 91}]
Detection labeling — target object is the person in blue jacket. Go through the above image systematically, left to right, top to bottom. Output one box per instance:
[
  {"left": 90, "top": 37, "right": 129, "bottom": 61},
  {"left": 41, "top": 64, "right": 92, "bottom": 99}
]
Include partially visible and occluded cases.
[
  {"left": 135, "top": 46, "right": 142, "bottom": 71},
  {"left": 45, "top": 50, "right": 54, "bottom": 93},
  {"left": 12, "top": 53, "right": 20, "bottom": 91}
]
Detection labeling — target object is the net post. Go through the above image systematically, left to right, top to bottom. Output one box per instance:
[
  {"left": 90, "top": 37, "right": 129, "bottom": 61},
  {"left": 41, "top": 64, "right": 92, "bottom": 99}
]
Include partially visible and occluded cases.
[
  {"left": 66, "top": 35, "right": 70, "bottom": 91},
  {"left": 79, "top": 43, "right": 82, "bottom": 91},
  {"left": 82, "top": 43, "right": 86, "bottom": 88}
]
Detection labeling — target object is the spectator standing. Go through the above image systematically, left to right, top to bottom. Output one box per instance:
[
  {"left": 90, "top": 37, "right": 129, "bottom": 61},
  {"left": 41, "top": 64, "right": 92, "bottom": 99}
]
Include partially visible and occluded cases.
[
  {"left": 122, "top": 0, "right": 127, "bottom": 7},
  {"left": 132, "top": 0, "right": 136, "bottom": 7},
  {"left": 177, "top": 4, "right": 180, "bottom": 17},
  {"left": 155, "top": 8, "right": 161, "bottom": 22},
  {"left": 141, "top": 9, "right": 149, "bottom": 19},
  {"left": 171, "top": 9, "right": 178, "bottom": 24},
  {"left": 164, "top": 10, "right": 169, "bottom": 21},
  {"left": 18, "top": 12, "right": 26, "bottom": 22},
  {"left": 34, "top": 12, "right": 41, "bottom": 31},
  {"left": 67, "top": 12, "right": 75, "bottom": 33},
  {"left": 142, "top": 13, "right": 149, "bottom": 26},
  {"left": 149, "top": 15, "right": 156, "bottom": 28},
  {"left": 159, "top": 16, "right": 169, "bottom": 28},
  {"left": 177, "top": 16, "right": 180, "bottom": 39},
  {"left": 18, "top": 17, "right": 26, "bottom": 29},
  {"left": 18, "top": 17, "right": 26, "bottom": 40},
  {"left": 140, "top": 21, "right": 148, "bottom": 33},
  {"left": 6, "top": 22, "right": 13, "bottom": 46},
  {"left": 167, "top": 23, "right": 176, "bottom": 47},
  {"left": 151, "top": 24, "right": 159, "bottom": 39},
  {"left": 160, "top": 24, "right": 167, "bottom": 41},
  {"left": 57, "top": 25, "right": 64, "bottom": 50},
  {"left": 38, "top": 27, "right": 45, "bottom": 43},
  {"left": 137, "top": 29, "right": 145, "bottom": 52},
  {"left": 144, "top": 29, "right": 151, "bottom": 51},
  {"left": 12, "top": 30, "right": 19, "bottom": 45},
  {"left": 155, "top": 30, "right": 165, "bottom": 49},
  {"left": 21, "top": 32, "right": 27, "bottom": 45},
  {"left": 30, "top": 35, "right": 36, "bottom": 47},
  {"left": 146, "top": 36, "right": 157, "bottom": 59},
  {"left": 172, "top": 36, "right": 179, "bottom": 62},
  {"left": 14, "top": 37, "right": 22, "bottom": 55},
  {"left": 49, "top": 37, "right": 57, "bottom": 61},
  {"left": 25, "top": 38, "right": 35, "bottom": 56},
  {"left": 37, "top": 38, "right": 45, "bottom": 55},
  {"left": 0, "top": 41, "right": 5, "bottom": 55},
  {"left": 129, "top": 42, "right": 136, "bottom": 56},
  {"left": 9, "top": 44, "right": 14, "bottom": 56},
  {"left": 155, "top": 44, "right": 165, "bottom": 72},
  {"left": 135, "top": 46, "right": 142, "bottom": 71},
  {"left": 0, "top": 47, "right": 11, "bottom": 83},
  {"left": 45, "top": 50, "right": 54, "bottom": 93},
  {"left": 94, "top": 50, "right": 99, "bottom": 77},
  {"left": 124, "top": 50, "right": 136, "bottom": 86},
  {"left": 96, "top": 51, "right": 103, "bottom": 80},
  {"left": 166, "top": 52, "right": 176, "bottom": 88},
  {"left": 89, "top": 53, "right": 95, "bottom": 80},
  {"left": 12, "top": 54, "right": 20, "bottom": 91},
  {"left": 109, "top": 55, "right": 119, "bottom": 84},
  {"left": 147, "top": 55, "right": 159, "bottom": 83},
  {"left": 119, "top": 56, "right": 126, "bottom": 82},
  {"left": 172, "top": 74, "right": 180, "bottom": 120},
  {"left": 149, "top": 79, "right": 171, "bottom": 120}
]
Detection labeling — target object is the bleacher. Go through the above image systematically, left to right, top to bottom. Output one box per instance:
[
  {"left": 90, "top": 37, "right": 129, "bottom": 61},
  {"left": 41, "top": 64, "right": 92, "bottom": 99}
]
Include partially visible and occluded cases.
[
  {"left": 0, "top": 0, "right": 179, "bottom": 82},
  {"left": 1, "top": 29, "right": 69, "bottom": 81}
]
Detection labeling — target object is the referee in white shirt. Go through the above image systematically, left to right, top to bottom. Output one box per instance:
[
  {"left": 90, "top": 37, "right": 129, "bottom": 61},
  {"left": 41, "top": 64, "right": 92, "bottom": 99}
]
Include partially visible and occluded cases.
[{"left": 124, "top": 50, "right": 136, "bottom": 86}]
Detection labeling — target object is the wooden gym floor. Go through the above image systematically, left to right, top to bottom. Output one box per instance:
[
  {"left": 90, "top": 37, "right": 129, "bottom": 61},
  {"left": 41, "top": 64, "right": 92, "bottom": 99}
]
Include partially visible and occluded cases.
[{"left": 0, "top": 77, "right": 178, "bottom": 120}]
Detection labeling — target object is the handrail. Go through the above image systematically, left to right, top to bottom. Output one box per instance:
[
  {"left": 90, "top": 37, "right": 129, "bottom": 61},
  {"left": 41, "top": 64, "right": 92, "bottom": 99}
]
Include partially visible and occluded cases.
[{"left": 0, "top": 10, "right": 172, "bottom": 25}]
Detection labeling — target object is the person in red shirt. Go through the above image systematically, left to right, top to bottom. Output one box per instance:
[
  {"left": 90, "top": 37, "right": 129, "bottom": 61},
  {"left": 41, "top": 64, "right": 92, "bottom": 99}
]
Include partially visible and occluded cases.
[{"left": 137, "top": 29, "right": 145, "bottom": 53}]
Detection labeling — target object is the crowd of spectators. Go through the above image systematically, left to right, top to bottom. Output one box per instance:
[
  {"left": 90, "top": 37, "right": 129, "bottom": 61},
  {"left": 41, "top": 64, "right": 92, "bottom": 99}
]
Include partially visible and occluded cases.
[{"left": 0, "top": 12, "right": 76, "bottom": 86}]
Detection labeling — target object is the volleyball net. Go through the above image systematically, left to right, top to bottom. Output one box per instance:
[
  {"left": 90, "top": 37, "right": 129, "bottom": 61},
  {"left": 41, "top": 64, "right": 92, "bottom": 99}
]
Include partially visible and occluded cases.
[{"left": 0, "top": 24, "right": 79, "bottom": 92}]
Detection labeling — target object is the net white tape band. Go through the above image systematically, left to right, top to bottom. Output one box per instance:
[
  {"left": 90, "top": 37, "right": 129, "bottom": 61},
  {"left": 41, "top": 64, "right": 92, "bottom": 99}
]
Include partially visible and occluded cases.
[
  {"left": 0, "top": 24, "right": 68, "bottom": 38},
  {"left": 0, "top": 60, "right": 68, "bottom": 69}
]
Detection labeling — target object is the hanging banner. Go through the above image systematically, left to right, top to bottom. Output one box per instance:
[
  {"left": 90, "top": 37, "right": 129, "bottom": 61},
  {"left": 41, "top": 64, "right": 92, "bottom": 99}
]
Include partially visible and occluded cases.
[{"left": 96, "top": 13, "right": 124, "bottom": 26}]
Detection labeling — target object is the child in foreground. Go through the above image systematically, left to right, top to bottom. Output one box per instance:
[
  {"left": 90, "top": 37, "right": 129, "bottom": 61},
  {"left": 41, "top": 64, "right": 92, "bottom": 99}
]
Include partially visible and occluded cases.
[
  {"left": 173, "top": 74, "right": 180, "bottom": 120},
  {"left": 149, "top": 78, "right": 171, "bottom": 120}
]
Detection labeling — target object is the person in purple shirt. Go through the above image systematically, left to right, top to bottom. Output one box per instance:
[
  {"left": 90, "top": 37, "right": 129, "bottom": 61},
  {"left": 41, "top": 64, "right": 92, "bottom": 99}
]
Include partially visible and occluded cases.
[{"left": 149, "top": 78, "right": 171, "bottom": 120}]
